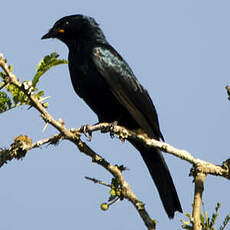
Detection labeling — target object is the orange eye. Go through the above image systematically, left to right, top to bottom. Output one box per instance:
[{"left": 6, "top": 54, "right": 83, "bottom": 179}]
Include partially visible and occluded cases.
[{"left": 58, "top": 29, "right": 65, "bottom": 33}]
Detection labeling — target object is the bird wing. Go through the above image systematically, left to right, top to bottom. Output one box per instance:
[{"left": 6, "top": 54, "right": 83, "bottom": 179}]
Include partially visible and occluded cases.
[{"left": 92, "top": 46, "right": 164, "bottom": 140}]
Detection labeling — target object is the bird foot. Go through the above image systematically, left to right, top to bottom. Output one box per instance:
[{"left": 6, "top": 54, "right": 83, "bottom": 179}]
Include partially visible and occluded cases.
[
  {"left": 109, "top": 121, "right": 118, "bottom": 138},
  {"left": 80, "top": 124, "right": 92, "bottom": 141}
]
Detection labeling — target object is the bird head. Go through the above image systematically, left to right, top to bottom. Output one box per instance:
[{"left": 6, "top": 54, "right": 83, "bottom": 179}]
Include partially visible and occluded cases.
[{"left": 42, "top": 14, "right": 106, "bottom": 45}]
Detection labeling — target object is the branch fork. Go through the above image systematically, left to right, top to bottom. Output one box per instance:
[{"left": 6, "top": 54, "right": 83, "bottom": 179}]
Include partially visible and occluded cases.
[{"left": 1, "top": 53, "right": 230, "bottom": 230}]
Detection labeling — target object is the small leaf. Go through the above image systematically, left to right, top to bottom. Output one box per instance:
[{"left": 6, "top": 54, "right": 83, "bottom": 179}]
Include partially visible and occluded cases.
[
  {"left": 32, "top": 52, "right": 68, "bottom": 86},
  {"left": 8, "top": 65, "right": 13, "bottom": 72},
  {"left": 0, "top": 72, "right": 7, "bottom": 80},
  {"left": 36, "top": 90, "right": 44, "bottom": 98},
  {"left": 0, "top": 92, "right": 12, "bottom": 112},
  {"left": 200, "top": 214, "right": 204, "bottom": 226},
  {"left": 218, "top": 214, "right": 230, "bottom": 230}
]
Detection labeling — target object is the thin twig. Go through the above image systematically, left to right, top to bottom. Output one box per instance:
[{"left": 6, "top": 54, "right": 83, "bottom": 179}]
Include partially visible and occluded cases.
[{"left": 85, "top": 176, "right": 112, "bottom": 188}]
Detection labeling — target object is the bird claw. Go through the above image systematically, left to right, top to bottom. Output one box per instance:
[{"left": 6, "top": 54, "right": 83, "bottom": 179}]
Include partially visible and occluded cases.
[
  {"left": 109, "top": 121, "right": 118, "bottom": 138},
  {"left": 80, "top": 124, "right": 92, "bottom": 141}
]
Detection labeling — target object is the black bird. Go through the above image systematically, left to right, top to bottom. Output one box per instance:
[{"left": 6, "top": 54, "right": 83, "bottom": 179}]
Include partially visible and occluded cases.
[{"left": 42, "top": 15, "right": 182, "bottom": 218}]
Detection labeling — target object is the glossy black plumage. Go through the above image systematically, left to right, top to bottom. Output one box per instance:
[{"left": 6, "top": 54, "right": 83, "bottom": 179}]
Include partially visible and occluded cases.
[{"left": 42, "top": 15, "right": 182, "bottom": 218}]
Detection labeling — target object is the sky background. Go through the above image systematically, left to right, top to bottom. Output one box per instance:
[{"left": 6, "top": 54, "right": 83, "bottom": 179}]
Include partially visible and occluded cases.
[{"left": 1, "top": 1, "right": 230, "bottom": 229}]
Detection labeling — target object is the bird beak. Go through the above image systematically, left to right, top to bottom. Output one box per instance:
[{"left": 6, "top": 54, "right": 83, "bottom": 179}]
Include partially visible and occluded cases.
[
  {"left": 42, "top": 28, "right": 65, "bottom": 39},
  {"left": 41, "top": 30, "right": 54, "bottom": 39}
]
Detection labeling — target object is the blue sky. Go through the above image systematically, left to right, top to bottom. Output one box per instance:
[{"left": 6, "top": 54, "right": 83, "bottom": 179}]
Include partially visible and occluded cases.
[{"left": 1, "top": 1, "right": 230, "bottom": 229}]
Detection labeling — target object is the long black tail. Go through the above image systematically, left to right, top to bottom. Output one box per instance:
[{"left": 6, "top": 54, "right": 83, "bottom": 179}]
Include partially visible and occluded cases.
[{"left": 129, "top": 139, "right": 182, "bottom": 218}]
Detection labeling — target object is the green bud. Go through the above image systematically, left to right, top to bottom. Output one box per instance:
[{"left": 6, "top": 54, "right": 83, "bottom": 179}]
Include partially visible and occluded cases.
[
  {"left": 43, "top": 102, "right": 49, "bottom": 108},
  {"left": 110, "top": 189, "right": 116, "bottom": 196},
  {"left": 116, "top": 189, "right": 121, "bottom": 197},
  {"left": 100, "top": 203, "right": 109, "bottom": 211}
]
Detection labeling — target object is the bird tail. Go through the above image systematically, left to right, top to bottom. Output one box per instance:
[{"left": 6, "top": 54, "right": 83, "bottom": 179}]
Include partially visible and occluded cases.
[{"left": 129, "top": 139, "right": 182, "bottom": 218}]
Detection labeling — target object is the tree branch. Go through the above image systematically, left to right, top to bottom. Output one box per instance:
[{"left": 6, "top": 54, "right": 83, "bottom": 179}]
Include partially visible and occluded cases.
[
  {"left": 0, "top": 53, "right": 156, "bottom": 230},
  {"left": 1, "top": 53, "right": 230, "bottom": 230},
  {"left": 71, "top": 122, "right": 230, "bottom": 180},
  {"left": 192, "top": 172, "right": 206, "bottom": 230}
]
